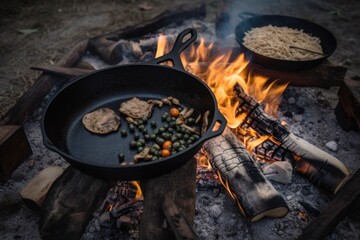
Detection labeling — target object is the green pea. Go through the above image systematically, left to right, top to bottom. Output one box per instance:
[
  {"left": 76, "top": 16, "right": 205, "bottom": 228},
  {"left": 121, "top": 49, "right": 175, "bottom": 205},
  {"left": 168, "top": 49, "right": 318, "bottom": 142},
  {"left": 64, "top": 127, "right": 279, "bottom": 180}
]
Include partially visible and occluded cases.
[
  {"left": 161, "top": 112, "right": 169, "bottom": 120},
  {"left": 142, "top": 117, "right": 148, "bottom": 125},
  {"left": 185, "top": 118, "right": 195, "bottom": 125},
  {"left": 138, "top": 120, "right": 144, "bottom": 125},
  {"left": 150, "top": 120, "right": 157, "bottom": 128},
  {"left": 169, "top": 121, "right": 176, "bottom": 127},
  {"left": 129, "top": 124, "right": 135, "bottom": 133},
  {"left": 138, "top": 124, "right": 145, "bottom": 130},
  {"left": 163, "top": 124, "right": 169, "bottom": 129},
  {"left": 159, "top": 127, "right": 165, "bottom": 133},
  {"left": 167, "top": 127, "right": 174, "bottom": 133},
  {"left": 142, "top": 128, "right": 148, "bottom": 134},
  {"left": 120, "top": 129, "right": 128, "bottom": 137},
  {"left": 153, "top": 129, "right": 159, "bottom": 135},
  {"left": 134, "top": 133, "right": 140, "bottom": 140},
  {"left": 176, "top": 133, "right": 183, "bottom": 139},
  {"left": 144, "top": 134, "right": 150, "bottom": 141},
  {"left": 150, "top": 134, "right": 156, "bottom": 141},
  {"left": 183, "top": 134, "right": 190, "bottom": 140},
  {"left": 170, "top": 135, "right": 177, "bottom": 142},
  {"left": 189, "top": 136, "right": 195, "bottom": 142},
  {"left": 156, "top": 137, "right": 165, "bottom": 145},
  {"left": 138, "top": 139, "right": 145, "bottom": 145},
  {"left": 187, "top": 139, "right": 193, "bottom": 145},
  {"left": 129, "top": 140, "right": 137, "bottom": 149},
  {"left": 179, "top": 140, "right": 186, "bottom": 145},
  {"left": 136, "top": 141, "right": 143, "bottom": 148},
  {"left": 173, "top": 141, "right": 180, "bottom": 150},
  {"left": 152, "top": 144, "right": 161, "bottom": 151},
  {"left": 178, "top": 146, "right": 185, "bottom": 152},
  {"left": 137, "top": 147, "right": 144, "bottom": 153},
  {"left": 118, "top": 153, "right": 125, "bottom": 162},
  {"left": 152, "top": 156, "right": 158, "bottom": 161}
]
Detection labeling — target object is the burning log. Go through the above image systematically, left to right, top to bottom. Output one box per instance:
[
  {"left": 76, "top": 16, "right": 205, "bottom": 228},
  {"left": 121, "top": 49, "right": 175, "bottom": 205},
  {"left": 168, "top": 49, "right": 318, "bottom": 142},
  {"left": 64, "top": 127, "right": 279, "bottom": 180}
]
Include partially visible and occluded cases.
[
  {"left": 233, "top": 84, "right": 350, "bottom": 194},
  {"left": 203, "top": 127, "right": 289, "bottom": 222},
  {"left": 139, "top": 157, "right": 197, "bottom": 240},
  {"left": 40, "top": 167, "right": 110, "bottom": 240}
]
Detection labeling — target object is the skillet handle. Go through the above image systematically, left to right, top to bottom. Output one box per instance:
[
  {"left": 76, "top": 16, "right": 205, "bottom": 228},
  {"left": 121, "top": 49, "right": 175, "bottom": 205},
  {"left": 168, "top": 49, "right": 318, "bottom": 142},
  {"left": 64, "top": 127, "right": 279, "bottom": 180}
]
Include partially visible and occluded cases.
[
  {"left": 145, "top": 28, "right": 197, "bottom": 72},
  {"left": 201, "top": 108, "right": 227, "bottom": 142}
]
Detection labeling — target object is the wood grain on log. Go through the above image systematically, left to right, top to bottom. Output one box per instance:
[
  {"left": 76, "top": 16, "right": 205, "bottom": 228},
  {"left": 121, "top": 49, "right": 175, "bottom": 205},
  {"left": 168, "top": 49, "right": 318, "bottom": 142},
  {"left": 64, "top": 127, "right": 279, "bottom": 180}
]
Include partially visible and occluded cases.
[
  {"left": 88, "top": 3, "right": 206, "bottom": 64},
  {"left": 31, "top": 66, "right": 93, "bottom": 78},
  {"left": 233, "top": 84, "right": 350, "bottom": 194},
  {"left": 203, "top": 127, "right": 289, "bottom": 222},
  {"left": 139, "top": 158, "right": 196, "bottom": 240},
  {"left": 19, "top": 166, "right": 65, "bottom": 210},
  {"left": 40, "top": 167, "right": 110, "bottom": 240},
  {"left": 297, "top": 169, "right": 360, "bottom": 240}
]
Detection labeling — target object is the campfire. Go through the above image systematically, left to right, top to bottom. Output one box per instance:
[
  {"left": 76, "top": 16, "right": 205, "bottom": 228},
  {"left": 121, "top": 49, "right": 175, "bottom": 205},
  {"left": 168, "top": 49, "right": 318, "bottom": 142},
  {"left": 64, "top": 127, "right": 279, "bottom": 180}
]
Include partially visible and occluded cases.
[{"left": 4, "top": 3, "right": 359, "bottom": 240}]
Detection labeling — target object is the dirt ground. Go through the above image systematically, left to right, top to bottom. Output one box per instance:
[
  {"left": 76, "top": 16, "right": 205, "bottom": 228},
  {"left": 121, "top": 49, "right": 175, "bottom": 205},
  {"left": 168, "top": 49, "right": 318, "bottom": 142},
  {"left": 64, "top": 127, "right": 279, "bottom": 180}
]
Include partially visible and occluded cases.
[
  {"left": 0, "top": 0, "right": 217, "bottom": 123},
  {"left": 1, "top": 0, "right": 360, "bottom": 239}
]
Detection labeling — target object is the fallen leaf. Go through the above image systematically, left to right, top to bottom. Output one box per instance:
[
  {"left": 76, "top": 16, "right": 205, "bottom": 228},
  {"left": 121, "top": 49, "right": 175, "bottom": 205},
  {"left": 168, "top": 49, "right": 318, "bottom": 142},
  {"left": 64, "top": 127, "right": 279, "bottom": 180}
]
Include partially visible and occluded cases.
[{"left": 16, "top": 28, "right": 39, "bottom": 35}]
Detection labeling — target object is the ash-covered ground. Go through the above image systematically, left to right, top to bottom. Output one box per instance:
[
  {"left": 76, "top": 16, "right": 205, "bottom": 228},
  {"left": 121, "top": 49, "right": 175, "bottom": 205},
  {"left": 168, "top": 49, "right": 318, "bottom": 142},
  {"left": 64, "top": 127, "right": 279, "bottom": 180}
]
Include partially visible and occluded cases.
[{"left": 1, "top": 84, "right": 359, "bottom": 240}]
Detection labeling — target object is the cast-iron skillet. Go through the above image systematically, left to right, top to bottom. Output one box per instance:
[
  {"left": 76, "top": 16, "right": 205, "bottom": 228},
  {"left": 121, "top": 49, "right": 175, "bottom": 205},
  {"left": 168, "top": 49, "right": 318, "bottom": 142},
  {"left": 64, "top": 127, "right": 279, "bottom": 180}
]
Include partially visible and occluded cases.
[
  {"left": 235, "top": 13, "right": 337, "bottom": 70},
  {"left": 41, "top": 28, "right": 227, "bottom": 180}
]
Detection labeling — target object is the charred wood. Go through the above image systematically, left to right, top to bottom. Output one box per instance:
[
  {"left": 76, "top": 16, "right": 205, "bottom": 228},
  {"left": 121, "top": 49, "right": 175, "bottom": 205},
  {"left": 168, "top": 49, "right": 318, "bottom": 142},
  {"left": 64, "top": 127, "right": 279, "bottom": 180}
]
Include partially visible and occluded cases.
[
  {"left": 88, "top": 3, "right": 206, "bottom": 64},
  {"left": 234, "top": 84, "right": 350, "bottom": 194},
  {"left": 203, "top": 127, "right": 289, "bottom": 222},
  {"left": 139, "top": 158, "right": 196, "bottom": 240},
  {"left": 39, "top": 167, "right": 110, "bottom": 240}
]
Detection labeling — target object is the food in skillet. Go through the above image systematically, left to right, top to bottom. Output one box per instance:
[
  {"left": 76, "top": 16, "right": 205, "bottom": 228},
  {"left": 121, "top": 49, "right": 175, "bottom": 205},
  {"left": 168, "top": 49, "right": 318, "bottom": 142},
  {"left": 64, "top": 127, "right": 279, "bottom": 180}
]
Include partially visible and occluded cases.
[
  {"left": 243, "top": 25, "right": 323, "bottom": 61},
  {"left": 116, "top": 96, "right": 207, "bottom": 165},
  {"left": 82, "top": 107, "right": 120, "bottom": 134}
]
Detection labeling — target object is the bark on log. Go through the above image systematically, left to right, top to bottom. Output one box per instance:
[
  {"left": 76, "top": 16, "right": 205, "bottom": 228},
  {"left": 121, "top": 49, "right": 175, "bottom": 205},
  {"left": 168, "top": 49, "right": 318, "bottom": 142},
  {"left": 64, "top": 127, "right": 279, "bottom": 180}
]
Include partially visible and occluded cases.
[
  {"left": 88, "top": 3, "right": 206, "bottom": 64},
  {"left": 31, "top": 66, "right": 93, "bottom": 78},
  {"left": 233, "top": 84, "right": 350, "bottom": 194},
  {"left": 203, "top": 127, "right": 289, "bottom": 222},
  {"left": 139, "top": 157, "right": 197, "bottom": 240},
  {"left": 19, "top": 166, "right": 65, "bottom": 210},
  {"left": 39, "top": 167, "right": 110, "bottom": 240},
  {"left": 297, "top": 169, "right": 360, "bottom": 240}
]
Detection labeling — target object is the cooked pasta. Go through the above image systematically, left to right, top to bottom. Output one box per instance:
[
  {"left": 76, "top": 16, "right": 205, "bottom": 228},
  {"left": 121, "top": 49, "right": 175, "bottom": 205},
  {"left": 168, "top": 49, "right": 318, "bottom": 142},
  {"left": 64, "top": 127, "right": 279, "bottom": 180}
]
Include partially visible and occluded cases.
[{"left": 243, "top": 25, "right": 323, "bottom": 61}]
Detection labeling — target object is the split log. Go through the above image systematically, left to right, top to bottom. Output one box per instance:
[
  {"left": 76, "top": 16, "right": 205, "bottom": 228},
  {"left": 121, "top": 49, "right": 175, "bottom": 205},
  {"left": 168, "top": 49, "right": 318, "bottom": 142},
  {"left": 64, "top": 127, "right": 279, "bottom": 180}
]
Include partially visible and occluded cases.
[
  {"left": 88, "top": 3, "right": 206, "bottom": 64},
  {"left": 335, "top": 78, "right": 360, "bottom": 131},
  {"left": 233, "top": 84, "right": 350, "bottom": 194},
  {"left": 0, "top": 125, "right": 32, "bottom": 180},
  {"left": 203, "top": 127, "right": 289, "bottom": 222},
  {"left": 139, "top": 157, "right": 197, "bottom": 240},
  {"left": 19, "top": 166, "right": 65, "bottom": 210},
  {"left": 40, "top": 167, "right": 110, "bottom": 240},
  {"left": 297, "top": 169, "right": 360, "bottom": 240}
]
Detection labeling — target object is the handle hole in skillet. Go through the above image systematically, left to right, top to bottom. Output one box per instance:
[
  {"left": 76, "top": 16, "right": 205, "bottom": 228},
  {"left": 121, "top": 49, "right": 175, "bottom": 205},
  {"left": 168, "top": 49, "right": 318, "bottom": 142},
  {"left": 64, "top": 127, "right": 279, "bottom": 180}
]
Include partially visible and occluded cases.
[
  {"left": 182, "top": 33, "right": 192, "bottom": 43},
  {"left": 158, "top": 60, "right": 174, "bottom": 67},
  {"left": 212, "top": 121, "right": 222, "bottom": 132}
]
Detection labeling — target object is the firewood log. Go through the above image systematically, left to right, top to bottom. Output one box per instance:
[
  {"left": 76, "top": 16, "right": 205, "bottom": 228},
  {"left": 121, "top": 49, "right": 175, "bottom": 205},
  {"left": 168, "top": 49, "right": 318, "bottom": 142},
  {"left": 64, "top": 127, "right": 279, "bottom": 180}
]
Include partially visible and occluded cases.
[
  {"left": 233, "top": 84, "right": 350, "bottom": 194},
  {"left": 203, "top": 127, "right": 289, "bottom": 222},
  {"left": 139, "top": 158, "right": 197, "bottom": 240},
  {"left": 19, "top": 166, "right": 65, "bottom": 210},
  {"left": 39, "top": 167, "right": 110, "bottom": 240}
]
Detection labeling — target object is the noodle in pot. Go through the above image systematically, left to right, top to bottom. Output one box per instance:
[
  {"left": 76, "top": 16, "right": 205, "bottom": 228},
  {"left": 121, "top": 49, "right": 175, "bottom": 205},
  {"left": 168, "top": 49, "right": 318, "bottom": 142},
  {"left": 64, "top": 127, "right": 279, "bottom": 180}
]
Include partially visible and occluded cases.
[{"left": 243, "top": 25, "right": 323, "bottom": 61}]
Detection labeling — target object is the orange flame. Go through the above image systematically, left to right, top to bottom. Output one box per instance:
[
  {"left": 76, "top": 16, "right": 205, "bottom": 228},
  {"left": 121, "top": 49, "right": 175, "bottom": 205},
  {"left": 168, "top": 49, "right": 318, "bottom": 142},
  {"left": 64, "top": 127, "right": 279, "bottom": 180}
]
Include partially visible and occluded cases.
[
  {"left": 155, "top": 35, "right": 288, "bottom": 153},
  {"left": 130, "top": 181, "right": 143, "bottom": 200}
]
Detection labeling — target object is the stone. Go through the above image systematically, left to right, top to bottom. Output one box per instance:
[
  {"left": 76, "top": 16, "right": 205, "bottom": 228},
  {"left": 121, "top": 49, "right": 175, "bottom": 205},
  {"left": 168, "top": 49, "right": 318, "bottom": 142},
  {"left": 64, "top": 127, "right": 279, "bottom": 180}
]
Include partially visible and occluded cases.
[
  {"left": 288, "top": 97, "right": 296, "bottom": 104},
  {"left": 292, "top": 114, "right": 303, "bottom": 122},
  {"left": 325, "top": 141, "right": 338, "bottom": 152},
  {"left": 262, "top": 161, "right": 293, "bottom": 184},
  {"left": 209, "top": 204, "right": 222, "bottom": 219}
]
